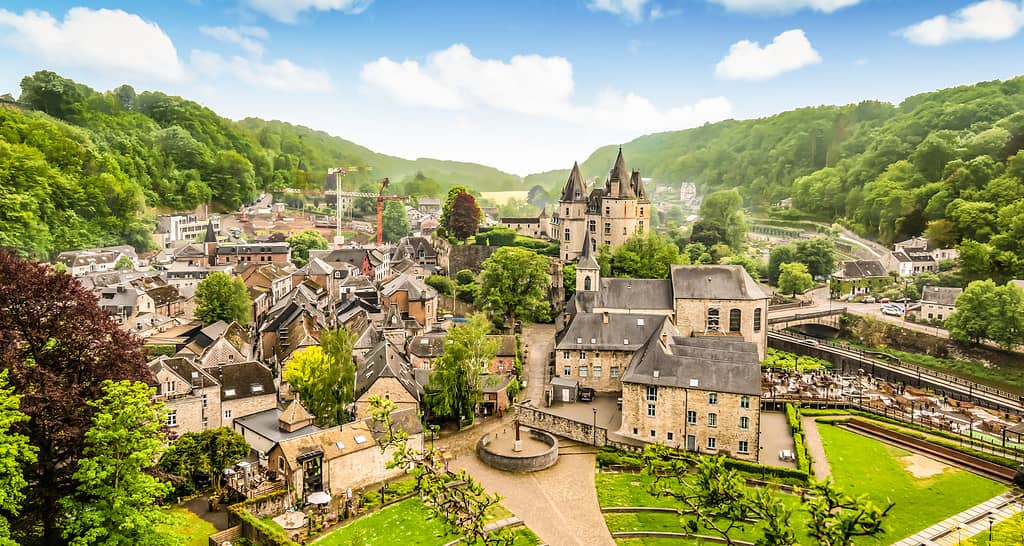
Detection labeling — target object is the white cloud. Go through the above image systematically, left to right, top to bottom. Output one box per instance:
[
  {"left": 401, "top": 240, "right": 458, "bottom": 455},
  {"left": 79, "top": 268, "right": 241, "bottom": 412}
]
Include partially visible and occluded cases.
[
  {"left": 243, "top": 0, "right": 372, "bottom": 23},
  {"left": 587, "top": 0, "right": 655, "bottom": 22},
  {"left": 707, "top": 0, "right": 862, "bottom": 13},
  {"left": 901, "top": 0, "right": 1024, "bottom": 46},
  {"left": 0, "top": 7, "right": 184, "bottom": 82},
  {"left": 199, "top": 25, "right": 267, "bottom": 56},
  {"left": 715, "top": 29, "right": 822, "bottom": 80},
  {"left": 360, "top": 43, "right": 732, "bottom": 138},
  {"left": 190, "top": 50, "right": 332, "bottom": 92}
]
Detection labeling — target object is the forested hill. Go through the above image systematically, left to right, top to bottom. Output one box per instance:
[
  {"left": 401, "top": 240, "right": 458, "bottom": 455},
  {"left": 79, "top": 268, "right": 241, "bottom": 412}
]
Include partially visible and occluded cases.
[
  {"left": 0, "top": 71, "right": 522, "bottom": 260},
  {"left": 526, "top": 76, "right": 1024, "bottom": 247}
]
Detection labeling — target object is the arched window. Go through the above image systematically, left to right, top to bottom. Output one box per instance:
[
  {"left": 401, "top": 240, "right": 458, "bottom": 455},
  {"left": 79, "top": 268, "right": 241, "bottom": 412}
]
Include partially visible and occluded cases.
[
  {"left": 584, "top": 276, "right": 592, "bottom": 291},
  {"left": 706, "top": 308, "right": 720, "bottom": 332},
  {"left": 753, "top": 308, "right": 762, "bottom": 332},
  {"left": 729, "top": 309, "right": 741, "bottom": 332}
]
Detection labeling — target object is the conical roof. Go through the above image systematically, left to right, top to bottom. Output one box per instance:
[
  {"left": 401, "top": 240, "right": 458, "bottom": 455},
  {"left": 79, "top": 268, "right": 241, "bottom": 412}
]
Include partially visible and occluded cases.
[
  {"left": 607, "top": 147, "right": 635, "bottom": 198},
  {"left": 560, "top": 162, "right": 588, "bottom": 202},
  {"left": 631, "top": 170, "right": 647, "bottom": 200},
  {"left": 203, "top": 220, "right": 217, "bottom": 244},
  {"left": 578, "top": 235, "right": 599, "bottom": 270},
  {"left": 280, "top": 399, "right": 313, "bottom": 427}
]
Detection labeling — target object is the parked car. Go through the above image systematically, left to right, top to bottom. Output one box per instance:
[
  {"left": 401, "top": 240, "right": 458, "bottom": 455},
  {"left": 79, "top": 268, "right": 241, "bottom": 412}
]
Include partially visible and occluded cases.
[
  {"left": 863, "top": 296, "right": 876, "bottom": 303},
  {"left": 879, "top": 298, "right": 891, "bottom": 303},
  {"left": 881, "top": 307, "right": 902, "bottom": 317},
  {"left": 579, "top": 387, "right": 595, "bottom": 402}
]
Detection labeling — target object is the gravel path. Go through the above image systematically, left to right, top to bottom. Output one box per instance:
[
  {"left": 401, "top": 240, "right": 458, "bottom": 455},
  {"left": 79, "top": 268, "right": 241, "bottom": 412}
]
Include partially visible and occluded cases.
[{"left": 801, "top": 416, "right": 831, "bottom": 479}]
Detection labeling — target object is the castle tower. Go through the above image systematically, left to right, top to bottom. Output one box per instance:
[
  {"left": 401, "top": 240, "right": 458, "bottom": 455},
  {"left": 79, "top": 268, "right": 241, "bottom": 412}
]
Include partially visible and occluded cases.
[
  {"left": 558, "top": 162, "right": 590, "bottom": 261},
  {"left": 576, "top": 234, "right": 600, "bottom": 293}
]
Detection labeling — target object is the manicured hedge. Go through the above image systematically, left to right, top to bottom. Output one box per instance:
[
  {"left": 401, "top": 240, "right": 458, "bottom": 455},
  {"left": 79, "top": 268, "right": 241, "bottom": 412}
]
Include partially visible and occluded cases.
[{"left": 227, "top": 490, "right": 298, "bottom": 546}]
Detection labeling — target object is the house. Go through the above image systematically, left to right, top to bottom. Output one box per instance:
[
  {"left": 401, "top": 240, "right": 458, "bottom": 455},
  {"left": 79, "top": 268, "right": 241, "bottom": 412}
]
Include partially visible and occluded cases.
[
  {"left": 417, "top": 197, "right": 442, "bottom": 215},
  {"left": 500, "top": 209, "right": 551, "bottom": 240},
  {"left": 155, "top": 214, "right": 221, "bottom": 248},
  {"left": 418, "top": 217, "right": 440, "bottom": 236},
  {"left": 892, "top": 236, "right": 958, "bottom": 267},
  {"left": 391, "top": 237, "right": 439, "bottom": 267},
  {"left": 214, "top": 242, "right": 291, "bottom": 266},
  {"left": 55, "top": 245, "right": 138, "bottom": 276},
  {"left": 310, "top": 248, "right": 390, "bottom": 283},
  {"left": 886, "top": 250, "right": 937, "bottom": 277},
  {"left": 291, "top": 258, "right": 338, "bottom": 303},
  {"left": 830, "top": 260, "right": 891, "bottom": 298},
  {"left": 162, "top": 261, "right": 234, "bottom": 298},
  {"left": 237, "top": 263, "right": 294, "bottom": 307},
  {"left": 379, "top": 273, "right": 438, "bottom": 332},
  {"left": 97, "top": 285, "right": 154, "bottom": 324},
  {"left": 917, "top": 286, "right": 963, "bottom": 322},
  {"left": 407, "top": 333, "right": 447, "bottom": 369},
  {"left": 618, "top": 336, "right": 761, "bottom": 461},
  {"left": 354, "top": 340, "right": 423, "bottom": 419},
  {"left": 149, "top": 356, "right": 221, "bottom": 437},
  {"left": 216, "top": 360, "right": 278, "bottom": 429},
  {"left": 481, "top": 374, "right": 514, "bottom": 416},
  {"left": 232, "top": 400, "right": 322, "bottom": 464}
]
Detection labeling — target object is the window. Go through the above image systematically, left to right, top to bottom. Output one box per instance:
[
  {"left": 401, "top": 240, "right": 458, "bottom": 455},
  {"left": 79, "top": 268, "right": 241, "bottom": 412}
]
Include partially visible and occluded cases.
[
  {"left": 605, "top": 206, "right": 610, "bottom": 216},
  {"left": 640, "top": 207, "right": 644, "bottom": 216},
  {"left": 565, "top": 208, "right": 569, "bottom": 215},
  {"left": 589, "top": 220, "right": 596, "bottom": 233},
  {"left": 638, "top": 221, "right": 644, "bottom": 234},
  {"left": 604, "top": 222, "right": 611, "bottom": 235},
  {"left": 622, "top": 226, "right": 627, "bottom": 235},
  {"left": 564, "top": 228, "right": 571, "bottom": 242},
  {"left": 584, "top": 276, "right": 591, "bottom": 291},
  {"left": 706, "top": 307, "right": 720, "bottom": 331},
  {"left": 753, "top": 308, "right": 762, "bottom": 332},
  {"left": 729, "top": 309, "right": 741, "bottom": 332},
  {"left": 563, "top": 351, "right": 570, "bottom": 360},
  {"left": 580, "top": 351, "right": 587, "bottom": 360},
  {"left": 564, "top": 365, "right": 571, "bottom": 377},
  {"left": 579, "top": 365, "right": 588, "bottom": 377},
  {"left": 592, "top": 365, "right": 602, "bottom": 378},
  {"left": 610, "top": 366, "right": 620, "bottom": 378},
  {"left": 646, "top": 385, "right": 658, "bottom": 401},
  {"left": 708, "top": 392, "right": 718, "bottom": 405},
  {"left": 202, "top": 394, "right": 208, "bottom": 408},
  {"left": 740, "top": 396, "right": 750, "bottom": 409},
  {"left": 647, "top": 404, "right": 656, "bottom": 417},
  {"left": 224, "top": 409, "right": 232, "bottom": 419},
  {"left": 166, "top": 410, "right": 177, "bottom": 426},
  {"left": 687, "top": 411, "right": 697, "bottom": 425},
  {"left": 708, "top": 413, "right": 718, "bottom": 427},
  {"left": 740, "top": 416, "right": 750, "bottom": 430},
  {"left": 632, "top": 427, "right": 638, "bottom": 435},
  {"left": 650, "top": 430, "right": 656, "bottom": 438},
  {"left": 667, "top": 431, "right": 674, "bottom": 441},
  {"left": 707, "top": 437, "right": 717, "bottom": 450},
  {"left": 738, "top": 441, "right": 749, "bottom": 454},
  {"left": 278, "top": 456, "right": 286, "bottom": 471}
]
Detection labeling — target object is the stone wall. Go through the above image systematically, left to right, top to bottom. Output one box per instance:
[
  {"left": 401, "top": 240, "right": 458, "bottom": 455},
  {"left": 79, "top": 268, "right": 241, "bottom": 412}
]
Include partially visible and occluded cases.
[
  {"left": 674, "top": 298, "right": 768, "bottom": 360},
  {"left": 554, "top": 348, "right": 631, "bottom": 393},
  {"left": 516, "top": 405, "right": 607, "bottom": 446},
  {"left": 477, "top": 428, "right": 558, "bottom": 472}
]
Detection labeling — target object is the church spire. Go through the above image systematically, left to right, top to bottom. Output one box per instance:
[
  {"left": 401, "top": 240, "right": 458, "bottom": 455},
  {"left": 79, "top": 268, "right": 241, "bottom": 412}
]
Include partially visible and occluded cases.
[
  {"left": 609, "top": 146, "right": 628, "bottom": 184},
  {"left": 560, "top": 161, "right": 588, "bottom": 202}
]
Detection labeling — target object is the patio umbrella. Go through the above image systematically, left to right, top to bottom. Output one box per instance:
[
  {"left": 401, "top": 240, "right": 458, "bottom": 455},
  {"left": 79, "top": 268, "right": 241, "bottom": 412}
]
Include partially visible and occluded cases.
[{"left": 307, "top": 491, "right": 331, "bottom": 505}]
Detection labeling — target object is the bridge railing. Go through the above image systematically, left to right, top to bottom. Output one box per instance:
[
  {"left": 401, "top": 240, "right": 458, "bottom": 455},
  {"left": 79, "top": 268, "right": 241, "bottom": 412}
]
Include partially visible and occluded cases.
[
  {"left": 767, "top": 307, "right": 847, "bottom": 325},
  {"left": 768, "top": 329, "right": 1023, "bottom": 406}
]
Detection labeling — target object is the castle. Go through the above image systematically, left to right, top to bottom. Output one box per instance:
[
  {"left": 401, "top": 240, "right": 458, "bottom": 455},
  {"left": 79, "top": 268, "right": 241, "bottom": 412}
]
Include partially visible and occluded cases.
[{"left": 555, "top": 147, "right": 651, "bottom": 262}]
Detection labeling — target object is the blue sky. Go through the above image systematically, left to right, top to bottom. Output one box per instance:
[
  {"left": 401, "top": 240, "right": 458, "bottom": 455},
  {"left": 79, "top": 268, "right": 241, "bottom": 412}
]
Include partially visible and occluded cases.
[{"left": 1, "top": 1, "right": 1023, "bottom": 175}]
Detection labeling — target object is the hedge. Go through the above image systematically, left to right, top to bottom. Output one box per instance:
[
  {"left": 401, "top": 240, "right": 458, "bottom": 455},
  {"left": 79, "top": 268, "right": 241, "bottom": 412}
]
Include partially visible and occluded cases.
[
  {"left": 784, "top": 404, "right": 813, "bottom": 476},
  {"left": 596, "top": 446, "right": 810, "bottom": 486},
  {"left": 360, "top": 477, "right": 419, "bottom": 510},
  {"left": 227, "top": 490, "right": 297, "bottom": 546}
]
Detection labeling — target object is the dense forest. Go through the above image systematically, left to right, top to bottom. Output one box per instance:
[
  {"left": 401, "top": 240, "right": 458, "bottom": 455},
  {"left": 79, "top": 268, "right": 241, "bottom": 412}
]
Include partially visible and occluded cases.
[{"left": 0, "top": 71, "right": 522, "bottom": 260}]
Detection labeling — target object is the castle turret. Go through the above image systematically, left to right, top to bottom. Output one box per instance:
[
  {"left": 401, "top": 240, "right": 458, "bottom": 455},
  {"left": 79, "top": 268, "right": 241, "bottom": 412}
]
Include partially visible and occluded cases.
[{"left": 576, "top": 235, "right": 600, "bottom": 293}]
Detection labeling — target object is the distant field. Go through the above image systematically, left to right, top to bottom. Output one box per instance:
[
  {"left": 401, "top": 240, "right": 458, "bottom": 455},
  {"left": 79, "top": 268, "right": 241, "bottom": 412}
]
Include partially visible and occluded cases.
[{"left": 480, "top": 191, "right": 529, "bottom": 205}]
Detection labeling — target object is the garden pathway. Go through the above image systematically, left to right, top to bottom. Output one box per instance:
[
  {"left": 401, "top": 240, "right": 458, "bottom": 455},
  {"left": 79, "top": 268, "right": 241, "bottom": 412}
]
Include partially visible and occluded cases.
[
  {"left": 801, "top": 417, "right": 831, "bottom": 479},
  {"left": 892, "top": 491, "right": 1022, "bottom": 546}
]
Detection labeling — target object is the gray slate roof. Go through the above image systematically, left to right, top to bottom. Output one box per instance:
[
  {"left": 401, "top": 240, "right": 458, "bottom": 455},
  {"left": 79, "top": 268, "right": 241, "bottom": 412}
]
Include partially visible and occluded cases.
[
  {"left": 838, "top": 260, "right": 889, "bottom": 279},
  {"left": 670, "top": 265, "right": 767, "bottom": 300},
  {"left": 572, "top": 278, "right": 674, "bottom": 312},
  {"left": 921, "top": 286, "right": 962, "bottom": 307},
  {"left": 556, "top": 313, "right": 669, "bottom": 351},
  {"left": 621, "top": 336, "right": 760, "bottom": 396},
  {"left": 356, "top": 341, "right": 423, "bottom": 401},
  {"left": 233, "top": 407, "right": 322, "bottom": 444}
]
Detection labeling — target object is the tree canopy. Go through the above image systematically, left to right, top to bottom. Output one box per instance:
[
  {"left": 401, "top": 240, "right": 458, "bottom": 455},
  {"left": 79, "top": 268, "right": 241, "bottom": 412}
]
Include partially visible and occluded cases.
[
  {"left": 449, "top": 191, "right": 482, "bottom": 240},
  {"left": 381, "top": 199, "right": 410, "bottom": 243},
  {"left": 287, "top": 229, "right": 329, "bottom": 267},
  {"left": 610, "top": 231, "right": 687, "bottom": 279},
  {"left": 477, "top": 247, "right": 552, "bottom": 325},
  {"left": 778, "top": 262, "right": 814, "bottom": 297},
  {"left": 194, "top": 271, "right": 251, "bottom": 326},
  {"left": 945, "top": 280, "right": 1024, "bottom": 349},
  {"left": 426, "top": 314, "right": 498, "bottom": 422},
  {"left": 282, "top": 327, "right": 357, "bottom": 427}
]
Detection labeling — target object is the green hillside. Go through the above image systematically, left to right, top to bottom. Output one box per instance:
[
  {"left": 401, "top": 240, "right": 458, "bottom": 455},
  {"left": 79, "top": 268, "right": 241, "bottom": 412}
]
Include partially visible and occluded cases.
[{"left": 0, "top": 71, "right": 522, "bottom": 260}]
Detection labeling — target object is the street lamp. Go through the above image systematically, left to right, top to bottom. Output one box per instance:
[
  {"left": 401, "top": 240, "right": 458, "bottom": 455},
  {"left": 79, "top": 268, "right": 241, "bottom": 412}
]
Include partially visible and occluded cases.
[{"left": 988, "top": 513, "right": 994, "bottom": 543}]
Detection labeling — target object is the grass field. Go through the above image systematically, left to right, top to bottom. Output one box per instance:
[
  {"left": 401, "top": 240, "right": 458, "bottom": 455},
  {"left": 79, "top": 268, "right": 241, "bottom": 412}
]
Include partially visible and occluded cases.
[
  {"left": 818, "top": 423, "right": 1008, "bottom": 543},
  {"left": 156, "top": 507, "right": 217, "bottom": 546},
  {"left": 966, "top": 511, "right": 1024, "bottom": 545}
]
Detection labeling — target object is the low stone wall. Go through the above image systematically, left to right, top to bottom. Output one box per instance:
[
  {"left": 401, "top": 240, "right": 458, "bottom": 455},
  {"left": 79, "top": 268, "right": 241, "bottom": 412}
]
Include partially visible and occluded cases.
[
  {"left": 516, "top": 404, "right": 608, "bottom": 446},
  {"left": 477, "top": 428, "right": 559, "bottom": 472},
  {"left": 208, "top": 526, "right": 241, "bottom": 546}
]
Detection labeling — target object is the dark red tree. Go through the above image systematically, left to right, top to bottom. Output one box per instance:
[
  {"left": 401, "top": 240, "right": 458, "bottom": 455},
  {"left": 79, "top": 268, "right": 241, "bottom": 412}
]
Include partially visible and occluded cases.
[
  {"left": 449, "top": 191, "right": 481, "bottom": 240},
  {"left": 0, "top": 250, "right": 151, "bottom": 546}
]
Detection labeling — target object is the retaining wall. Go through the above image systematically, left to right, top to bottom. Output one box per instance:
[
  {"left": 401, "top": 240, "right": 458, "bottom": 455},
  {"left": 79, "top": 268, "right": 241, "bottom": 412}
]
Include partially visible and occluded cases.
[
  {"left": 516, "top": 404, "right": 608, "bottom": 446},
  {"left": 477, "top": 428, "right": 559, "bottom": 472}
]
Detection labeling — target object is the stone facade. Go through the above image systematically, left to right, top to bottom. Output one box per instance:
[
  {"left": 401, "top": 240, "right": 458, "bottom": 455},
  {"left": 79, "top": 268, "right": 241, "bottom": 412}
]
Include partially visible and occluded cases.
[
  {"left": 674, "top": 298, "right": 768, "bottom": 360},
  {"left": 556, "top": 349, "right": 635, "bottom": 393},
  {"left": 354, "top": 376, "right": 420, "bottom": 419},
  {"left": 618, "top": 383, "right": 759, "bottom": 461},
  {"left": 221, "top": 394, "right": 278, "bottom": 429}
]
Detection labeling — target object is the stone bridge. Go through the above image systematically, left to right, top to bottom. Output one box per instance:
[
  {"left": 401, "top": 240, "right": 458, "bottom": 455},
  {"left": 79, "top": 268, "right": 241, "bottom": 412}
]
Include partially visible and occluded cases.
[{"left": 767, "top": 307, "right": 845, "bottom": 330}]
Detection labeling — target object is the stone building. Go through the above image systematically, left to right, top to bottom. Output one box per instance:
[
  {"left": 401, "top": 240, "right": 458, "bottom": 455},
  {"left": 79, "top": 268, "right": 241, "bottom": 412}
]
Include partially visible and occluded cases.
[
  {"left": 553, "top": 148, "right": 651, "bottom": 262},
  {"left": 555, "top": 313, "right": 675, "bottom": 393},
  {"left": 354, "top": 340, "right": 423, "bottom": 419}
]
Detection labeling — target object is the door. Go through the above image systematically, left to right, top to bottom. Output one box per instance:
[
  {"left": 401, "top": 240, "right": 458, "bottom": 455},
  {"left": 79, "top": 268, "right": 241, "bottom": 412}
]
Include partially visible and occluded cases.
[
  {"left": 562, "top": 388, "right": 571, "bottom": 402},
  {"left": 686, "top": 435, "right": 696, "bottom": 451}
]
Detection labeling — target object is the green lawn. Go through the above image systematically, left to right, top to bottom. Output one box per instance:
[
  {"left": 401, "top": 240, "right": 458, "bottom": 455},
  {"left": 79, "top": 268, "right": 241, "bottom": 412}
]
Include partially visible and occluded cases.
[
  {"left": 819, "top": 423, "right": 1008, "bottom": 543},
  {"left": 313, "top": 498, "right": 539, "bottom": 546},
  {"left": 157, "top": 507, "right": 217, "bottom": 546},
  {"left": 966, "top": 511, "right": 1024, "bottom": 545}
]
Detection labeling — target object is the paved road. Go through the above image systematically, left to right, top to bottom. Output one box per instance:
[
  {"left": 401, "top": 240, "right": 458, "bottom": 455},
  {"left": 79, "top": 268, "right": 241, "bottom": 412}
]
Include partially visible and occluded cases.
[
  {"left": 770, "top": 286, "right": 950, "bottom": 339},
  {"left": 521, "top": 323, "right": 555, "bottom": 405}
]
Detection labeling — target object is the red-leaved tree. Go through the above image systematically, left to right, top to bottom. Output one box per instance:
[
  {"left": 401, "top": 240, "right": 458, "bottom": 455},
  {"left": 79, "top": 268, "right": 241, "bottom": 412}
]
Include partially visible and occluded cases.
[
  {"left": 449, "top": 191, "right": 481, "bottom": 240},
  {"left": 0, "top": 250, "right": 151, "bottom": 546}
]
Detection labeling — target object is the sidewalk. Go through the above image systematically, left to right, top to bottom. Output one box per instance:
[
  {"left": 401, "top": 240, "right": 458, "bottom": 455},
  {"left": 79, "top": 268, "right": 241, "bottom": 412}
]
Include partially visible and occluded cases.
[
  {"left": 801, "top": 416, "right": 831, "bottom": 479},
  {"left": 892, "top": 491, "right": 1022, "bottom": 546}
]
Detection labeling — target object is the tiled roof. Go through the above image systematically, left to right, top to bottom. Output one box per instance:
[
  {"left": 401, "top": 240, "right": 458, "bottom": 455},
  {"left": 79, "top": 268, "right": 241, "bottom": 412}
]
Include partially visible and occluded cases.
[
  {"left": 839, "top": 260, "right": 889, "bottom": 279},
  {"left": 921, "top": 286, "right": 962, "bottom": 307},
  {"left": 556, "top": 313, "right": 669, "bottom": 351},
  {"left": 622, "top": 336, "right": 761, "bottom": 396}
]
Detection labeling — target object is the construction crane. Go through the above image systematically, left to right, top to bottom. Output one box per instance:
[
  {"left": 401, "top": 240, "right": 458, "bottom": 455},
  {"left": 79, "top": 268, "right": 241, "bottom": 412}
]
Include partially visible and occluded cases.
[{"left": 326, "top": 168, "right": 408, "bottom": 247}]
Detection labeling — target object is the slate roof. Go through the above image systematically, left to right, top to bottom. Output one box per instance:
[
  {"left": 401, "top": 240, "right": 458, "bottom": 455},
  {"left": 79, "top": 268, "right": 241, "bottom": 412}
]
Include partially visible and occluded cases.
[
  {"left": 606, "top": 147, "right": 633, "bottom": 199},
  {"left": 560, "top": 162, "right": 588, "bottom": 203},
  {"left": 501, "top": 217, "right": 541, "bottom": 224},
  {"left": 578, "top": 233, "right": 599, "bottom": 270},
  {"left": 391, "top": 237, "right": 437, "bottom": 261},
  {"left": 56, "top": 245, "right": 137, "bottom": 267},
  {"left": 838, "top": 260, "right": 889, "bottom": 279},
  {"left": 670, "top": 265, "right": 768, "bottom": 301},
  {"left": 381, "top": 274, "right": 437, "bottom": 301},
  {"left": 572, "top": 279, "right": 674, "bottom": 312},
  {"left": 921, "top": 286, "right": 962, "bottom": 307},
  {"left": 556, "top": 313, "right": 669, "bottom": 351},
  {"left": 408, "top": 333, "right": 447, "bottom": 358},
  {"left": 621, "top": 336, "right": 761, "bottom": 396},
  {"left": 356, "top": 340, "right": 423, "bottom": 402},
  {"left": 216, "top": 361, "right": 276, "bottom": 401},
  {"left": 233, "top": 407, "right": 322, "bottom": 444},
  {"left": 364, "top": 407, "right": 424, "bottom": 440}
]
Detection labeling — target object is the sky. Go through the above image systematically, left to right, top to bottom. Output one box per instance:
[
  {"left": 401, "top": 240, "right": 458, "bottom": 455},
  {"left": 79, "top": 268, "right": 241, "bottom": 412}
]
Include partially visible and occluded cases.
[{"left": 1, "top": 1, "right": 1023, "bottom": 176}]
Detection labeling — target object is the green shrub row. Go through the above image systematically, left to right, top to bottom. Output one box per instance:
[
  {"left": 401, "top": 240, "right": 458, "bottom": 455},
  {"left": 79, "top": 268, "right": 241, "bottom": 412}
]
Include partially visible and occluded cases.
[
  {"left": 761, "top": 348, "right": 831, "bottom": 372},
  {"left": 785, "top": 404, "right": 813, "bottom": 476},
  {"left": 596, "top": 446, "right": 645, "bottom": 469},
  {"left": 721, "top": 458, "right": 809, "bottom": 485},
  {"left": 360, "top": 477, "right": 419, "bottom": 510},
  {"left": 227, "top": 491, "right": 297, "bottom": 546}
]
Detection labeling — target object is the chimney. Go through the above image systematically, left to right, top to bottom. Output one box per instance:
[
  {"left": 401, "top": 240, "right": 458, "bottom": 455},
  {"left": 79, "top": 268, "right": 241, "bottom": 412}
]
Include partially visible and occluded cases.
[{"left": 602, "top": 312, "right": 609, "bottom": 324}]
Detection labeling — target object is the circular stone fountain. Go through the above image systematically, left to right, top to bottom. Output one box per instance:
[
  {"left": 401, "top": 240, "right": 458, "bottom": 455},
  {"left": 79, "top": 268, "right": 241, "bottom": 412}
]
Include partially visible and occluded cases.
[{"left": 477, "top": 419, "right": 558, "bottom": 472}]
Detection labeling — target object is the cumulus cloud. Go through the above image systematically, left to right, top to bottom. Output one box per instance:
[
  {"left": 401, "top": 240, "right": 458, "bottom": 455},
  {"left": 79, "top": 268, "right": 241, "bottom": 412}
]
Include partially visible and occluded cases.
[
  {"left": 243, "top": 0, "right": 372, "bottom": 23},
  {"left": 587, "top": 0, "right": 657, "bottom": 22},
  {"left": 707, "top": 0, "right": 862, "bottom": 13},
  {"left": 901, "top": 0, "right": 1024, "bottom": 46},
  {"left": 0, "top": 7, "right": 184, "bottom": 82},
  {"left": 199, "top": 25, "right": 267, "bottom": 56},
  {"left": 715, "top": 29, "right": 822, "bottom": 80},
  {"left": 360, "top": 43, "right": 732, "bottom": 135},
  {"left": 190, "top": 50, "right": 332, "bottom": 92}
]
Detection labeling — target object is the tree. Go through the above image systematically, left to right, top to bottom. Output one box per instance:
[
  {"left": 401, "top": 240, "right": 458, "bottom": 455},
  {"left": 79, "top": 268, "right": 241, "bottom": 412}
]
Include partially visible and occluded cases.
[
  {"left": 19, "top": 70, "right": 86, "bottom": 119},
  {"left": 209, "top": 150, "right": 256, "bottom": 210},
  {"left": 439, "top": 185, "right": 469, "bottom": 237},
  {"left": 698, "top": 190, "right": 747, "bottom": 250},
  {"left": 449, "top": 192, "right": 482, "bottom": 240},
  {"left": 381, "top": 200, "right": 410, "bottom": 243},
  {"left": 287, "top": 229, "right": 328, "bottom": 268},
  {"left": 610, "top": 232, "right": 686, "bottom": 279},
  {"left": 793, "top": 237, "right": 835, "bottom": 279},
  {"left": 684, "top": 242, "right": 713, "bottom": 264},
  {"left": 768, "top": 245, "right": 799, "bottom": 285},
  {"left": 478, "top": 247, "right": 552, "bottom": 326},
  {"left": 0, "top": 251, "right": 152, "bottom": 546},
  {"left": 722, "top": 254, "right": 763, "bottom": 279},
  {"left": 114, "top": 255, "right": 134, "bottom": 270},
  {"left": 778, "top": 262, "right": 814, "bottom": 297},
  {"left": 563, "top": 264, "right": 576, "bottom": 297},
  {"left": 455, "top": 269, "right": 476, "bottom": 285},
  {"left": 194, "top": 272, "right": 251, "bottom": 326},
  {"left": 425, "top": 275, "right": 455, "bottom": 298},
  {"left": 946, "top": 280, "right": 1024, "bottom": 349},
  {"left": 426, "top": 314, "right": 498, "bottom": 423},
  {"left": 283, "top": 326, "right": 357, "bottom": 427},
  {"left": 0, "top": 371, "right": 36, "bottom": 546},
  {"left": 61, "top": 380, "right": 173, "bottom": 546},
  {"left": 158, "top": 428, "right": 249, "bottom": 495}
]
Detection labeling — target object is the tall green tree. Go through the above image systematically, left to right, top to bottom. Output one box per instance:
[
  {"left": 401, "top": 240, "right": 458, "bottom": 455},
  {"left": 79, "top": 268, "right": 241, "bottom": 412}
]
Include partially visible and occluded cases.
[
  {"left": 18, "top": 71, "right": 86, "bottom": 120},
  {"left": 439, "top": 185, "right": 469, "bottom": 237},
  {"left": 698, "top": 190, "right": 747, "bottom": 250},
  {"left": 449, "top": 192, "right": 482, "bottom": 240},
  {"left": 381, "top": 199, "right": 410, "bottom": 243},
  {"left": 287, "top": 229, "right": 329, "bottom": 267},
  {"left": 610, "top": 232, "right": 687, "bottom": 279},
  {"left": 477, "top": 247, "right": 552, "bottom": 326},
  {"left": 778, "top": 262, "right": 814, "bottom": 297},
  {"left": 194, "top": 272, "right": 251, "bottom": 326},
  {"left": 946, "top": 280, "right": 1024, "bottom": 349},
  {"left": 426, "top": 314, "right": 498, "bottom": 422},
  {"left": 282, "top": 326, "right": 357, "bottom": 427},
  {"left": 0, "top": 371, "right": 36, "bottom": 546},
  {"left": 61, "top": 380, "right": 173, "bottom": 546},
  {"left": 158, "top": 427, "right": 249, "bottom": 494}
]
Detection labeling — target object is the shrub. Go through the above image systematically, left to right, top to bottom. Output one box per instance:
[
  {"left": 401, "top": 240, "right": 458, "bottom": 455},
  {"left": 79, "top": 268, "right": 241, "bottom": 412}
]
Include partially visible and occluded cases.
[
  {"left": 455, "top": 269, "right": 476, "bottom": 285},
  {"left": 425, "top": 274, "right": 455, "bottom": 297}
]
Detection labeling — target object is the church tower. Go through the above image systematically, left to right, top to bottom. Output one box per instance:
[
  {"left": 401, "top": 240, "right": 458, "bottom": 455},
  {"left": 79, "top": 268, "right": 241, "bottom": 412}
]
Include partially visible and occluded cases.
[{"left": 576, "top": 234, "right": 600, "bottom": 293}]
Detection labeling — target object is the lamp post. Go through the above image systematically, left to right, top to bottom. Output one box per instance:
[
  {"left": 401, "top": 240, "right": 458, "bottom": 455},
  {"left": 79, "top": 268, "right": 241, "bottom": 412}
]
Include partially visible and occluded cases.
[
  {"left": 593, "top": 408, "right": 598, "bottom": 446},
  {"left": 988, "top": 513, "right": 994, "bottom": 543}
]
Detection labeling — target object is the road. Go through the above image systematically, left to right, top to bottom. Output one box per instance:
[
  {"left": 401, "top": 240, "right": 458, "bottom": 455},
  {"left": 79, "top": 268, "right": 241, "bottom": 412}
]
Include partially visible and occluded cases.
[
  {"left": 771, "top": 286, "right": 950, "bottom": 339},
  {"left": 520, "top": 323, "right": 555, "bottom": 405}
]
